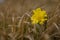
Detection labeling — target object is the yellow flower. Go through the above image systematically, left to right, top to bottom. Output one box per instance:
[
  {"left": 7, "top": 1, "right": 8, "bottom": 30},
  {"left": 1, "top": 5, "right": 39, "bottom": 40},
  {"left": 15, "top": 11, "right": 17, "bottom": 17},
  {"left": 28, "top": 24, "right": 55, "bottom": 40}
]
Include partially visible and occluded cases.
[{"left": 31, "top": 8, "right": 48, "bottom": 25}]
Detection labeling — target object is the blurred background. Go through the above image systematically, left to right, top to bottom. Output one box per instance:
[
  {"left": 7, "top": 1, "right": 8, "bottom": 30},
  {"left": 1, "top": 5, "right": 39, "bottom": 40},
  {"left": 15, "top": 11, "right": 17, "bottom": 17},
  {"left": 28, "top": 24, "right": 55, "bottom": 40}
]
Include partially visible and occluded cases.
[{"left": 0, "top": 0, "right": 60, "bottom": 40}]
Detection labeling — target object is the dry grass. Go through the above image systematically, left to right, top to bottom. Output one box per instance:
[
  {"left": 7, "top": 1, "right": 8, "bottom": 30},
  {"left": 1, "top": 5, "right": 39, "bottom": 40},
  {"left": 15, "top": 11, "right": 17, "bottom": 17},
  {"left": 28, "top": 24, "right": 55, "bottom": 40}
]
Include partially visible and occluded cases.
[{"left": 0, "top": 0, "right": 60, "bottom": 40}]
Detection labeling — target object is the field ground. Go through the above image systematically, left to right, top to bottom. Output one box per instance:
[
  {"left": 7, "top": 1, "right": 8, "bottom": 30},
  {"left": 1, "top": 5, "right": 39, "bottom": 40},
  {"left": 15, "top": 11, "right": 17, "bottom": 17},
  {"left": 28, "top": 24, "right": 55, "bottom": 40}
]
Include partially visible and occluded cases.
[{"left": 0, "top": 0, "right": 60, "bottom": 40}]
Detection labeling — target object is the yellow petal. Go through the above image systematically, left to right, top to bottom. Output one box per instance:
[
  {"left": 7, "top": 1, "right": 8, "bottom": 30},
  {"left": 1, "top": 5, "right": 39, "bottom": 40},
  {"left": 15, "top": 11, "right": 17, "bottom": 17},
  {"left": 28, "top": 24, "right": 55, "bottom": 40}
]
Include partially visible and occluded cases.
[
  {"left": 36, "top": 8, "right": 41, "bottom": 11},
  {"left": 32, "top": 10, "right": 36, "bottom": 14},
  {"left": 45, "top": 15, "right": 47, "bottom": 17},
  {"left": 45, "top": 19, "right": 48, "bottom": 20},
  {"left": 32, "top": 20, "right": 38, "bottom": 24},
  {"left": 39, "top": 22, "right": 44, "bottom": 25}
]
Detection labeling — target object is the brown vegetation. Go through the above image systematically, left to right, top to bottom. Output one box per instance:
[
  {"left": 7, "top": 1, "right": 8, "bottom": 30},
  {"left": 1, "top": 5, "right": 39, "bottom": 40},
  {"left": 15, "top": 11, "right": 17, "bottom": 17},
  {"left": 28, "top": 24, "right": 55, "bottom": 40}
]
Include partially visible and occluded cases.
[{"left": 0, "top": 0, "right": 60, "bottom": 40}]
